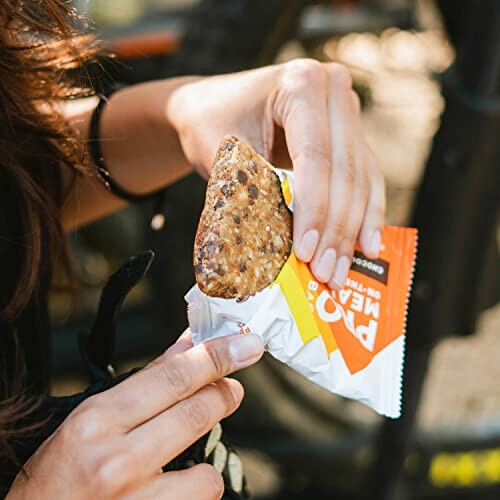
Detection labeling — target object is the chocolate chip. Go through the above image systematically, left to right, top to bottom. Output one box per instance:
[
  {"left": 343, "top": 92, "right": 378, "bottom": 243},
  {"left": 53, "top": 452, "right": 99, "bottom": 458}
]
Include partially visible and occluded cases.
[
  {"left": 221, "top": 141, "right": 235, "bottom": 152},
  {"left": 250, "top": 160, "right": 258, "bottom": 173},
  {"left": 237, "top": 169, "right": 248, "bottom": 185},
  {"left": 221, "top": 183, "right": 235, "bottom": 198},
  {"left": 248, "top": 184, "right": 259, "bottom": 199},
  {"left": 214, "top": 199, "right": 224, "bottom": 210},
  {"left": 232, "top": 214, "right": 241, "bottom": 224},
  {"left": 236, "top": 236, "right": 243, "bottom": 245},
  {"left": 204, "top": 241, "right": 218, "bottom": 254},
  {"left": 260, "top": 245, "right": 267, "bottom": 253},
  {"left": 239, "top": 262, "right": 247, "bottom": 273},
  {"left": 194, "top": 264, "right": 204, "bottom": 274},
  {"left": 215, "top": 266, "right": 225, "bottom": 276}
]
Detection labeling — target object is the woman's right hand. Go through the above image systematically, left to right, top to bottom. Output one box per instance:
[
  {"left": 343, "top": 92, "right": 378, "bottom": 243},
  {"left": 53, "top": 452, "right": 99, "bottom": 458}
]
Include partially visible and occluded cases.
[{"left": 7, "top": 331, "right": 264, "bottom": 500}]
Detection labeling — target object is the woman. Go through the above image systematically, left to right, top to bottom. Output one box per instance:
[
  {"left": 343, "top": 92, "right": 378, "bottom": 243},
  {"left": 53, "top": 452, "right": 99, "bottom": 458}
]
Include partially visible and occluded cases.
[{"left": 1, "top": 1, "right": 385, "bottom": 498}]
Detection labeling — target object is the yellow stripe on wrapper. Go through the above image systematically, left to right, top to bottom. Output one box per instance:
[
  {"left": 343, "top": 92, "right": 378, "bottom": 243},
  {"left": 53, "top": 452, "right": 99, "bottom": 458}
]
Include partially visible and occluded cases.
[
  {"left": 276, "top": 174, "right": 337, "bottom": 357},
  {"left": 281, "top": 176, "right": 293, "bottom": 206},
  {"left": 274, "top": 253, "right": 321, "bottom": 345},
  {"left": 274, "top": 253, "right": 338, "bottom": 358},
  {"left": 286, "top": 254, "right": 338, "bottom": 356}
]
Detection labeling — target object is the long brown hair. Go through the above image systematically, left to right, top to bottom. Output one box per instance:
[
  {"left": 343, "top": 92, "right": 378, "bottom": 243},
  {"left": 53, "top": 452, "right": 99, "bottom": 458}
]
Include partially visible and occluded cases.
[{"left": 0, "top": 0, "right": 97, "bottom": 465}]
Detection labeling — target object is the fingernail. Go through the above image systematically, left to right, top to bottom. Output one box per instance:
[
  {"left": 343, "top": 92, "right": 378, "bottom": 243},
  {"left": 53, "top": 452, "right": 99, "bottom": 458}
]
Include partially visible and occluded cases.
[
  {"left": 296, "top": 229, "right": 319, "bottom": 262},
  {"left": 369, "top": 230, "right": 381, "bottom": 257},
  {"left": 313, "top": 248, "right": 337, "bottom": 282},
  {"left": 332, "top": 256, "right": 351, "bottom": 289},
  {"left": 229, "top": 334, "right": 264, "bottom": 364}
]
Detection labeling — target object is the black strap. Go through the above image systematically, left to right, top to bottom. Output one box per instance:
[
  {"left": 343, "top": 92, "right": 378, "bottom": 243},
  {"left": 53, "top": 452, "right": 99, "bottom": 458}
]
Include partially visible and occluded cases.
[
  {"left": 88, "top": 84, "right": 167, "bottom": 229},
  {"left": 89, "top": 84, "right": 148, "bottom": 202},
  {"left": 79, "top": 251, "right": 155, "bottom": 383}
]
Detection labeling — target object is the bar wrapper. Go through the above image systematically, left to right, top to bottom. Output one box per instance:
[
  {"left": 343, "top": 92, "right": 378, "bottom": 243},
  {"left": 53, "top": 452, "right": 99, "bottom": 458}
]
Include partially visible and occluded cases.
[{"left": 186, "top": 168, "right": 417, "bottom": 418}]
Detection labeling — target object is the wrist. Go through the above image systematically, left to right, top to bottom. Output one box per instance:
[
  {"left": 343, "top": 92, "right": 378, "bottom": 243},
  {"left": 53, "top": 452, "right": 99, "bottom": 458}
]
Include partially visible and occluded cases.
[
  {"left": 150, "top": 76, "right": 202, "bottom": 132},
  {"left": 166, "top": 76, "right": 209, "bottom": 174},
  {"left": 99, "top": 78, "right": 202, "bottom": 194}
]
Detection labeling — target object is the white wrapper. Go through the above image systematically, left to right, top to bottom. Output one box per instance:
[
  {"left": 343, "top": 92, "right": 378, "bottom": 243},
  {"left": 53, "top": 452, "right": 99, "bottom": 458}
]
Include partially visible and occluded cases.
[{"left": 186, "top": 169, "right": 417, "bottom": 418}]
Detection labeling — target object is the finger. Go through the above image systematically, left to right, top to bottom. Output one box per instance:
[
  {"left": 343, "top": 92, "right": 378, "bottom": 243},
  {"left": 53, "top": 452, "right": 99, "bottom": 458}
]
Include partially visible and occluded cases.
[
  {"left": 273, "top": 59, "right": 331, "bottom": 262},
  {"left": 309, "top": 64, "right": 357, "bottom": 285},
  {"left": 328, "top": 89, "right": 374, "bottom": 288},
  {"left": 329, "top": 92, "right": 383, "bottom": 287},
  {"left": 327, "top": 140, "right": 369, "bottom": 290},
  {"left": 358, "top": 156, "right": 386, "bottom": 259},
  {"left": 99, "top": 334, "right": 263, "bottom": 431},
  {"left": 127, "top": 378, "right": 243, "bottom": 473},
  {"left": 124, "top": 464, "right": 224, "bottom": 500}
]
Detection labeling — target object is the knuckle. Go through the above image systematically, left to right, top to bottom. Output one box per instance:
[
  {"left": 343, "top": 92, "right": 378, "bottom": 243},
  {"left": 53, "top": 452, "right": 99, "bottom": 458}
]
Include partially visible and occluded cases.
[
  {"left": 282, "top": 58, "right": 324, "bottom": 93},
  {"left": 286, "top": 58, "right": 323, "bottom": 79},
  {"left": 329, "top": 63, "right": 353, "bottom": 89},
  {"left": 297, "top": 143, "right": 331, "bottom": 168},
  {"left": 293, "top": 144, "right": 331, "bottom": 183},
  {"left": 310, "top": 198, "right": 329, "bottom": 222},
  {"left": 328, "top": 220, "right": 345, "bottom": 245},
  {"left": 342, "top": 229, "right": 358, "bottom": 249},
  {"left": 205, "top": 342, "right": 230, "bottom": 378},
  {"left": 157, "top": 358, "right": 193, "bottom": 399},
  {"left": 182, "top": 397, "right": 210, "bottom": 434},
  {"left": 64, "top": 406, "right": 106, "bottom": 443},
  {"left": 93, "top": 454, "right": 129, "bottom": 497},
  {"left": 198, "top": 464, "right": 224, "bottom": 499}
]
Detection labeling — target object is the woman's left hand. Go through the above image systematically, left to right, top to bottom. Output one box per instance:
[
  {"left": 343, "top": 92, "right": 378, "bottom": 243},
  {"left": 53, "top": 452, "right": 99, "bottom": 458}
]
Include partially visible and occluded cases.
[{"left": 168, "top": 59, "right": 385, "bottom": 290}]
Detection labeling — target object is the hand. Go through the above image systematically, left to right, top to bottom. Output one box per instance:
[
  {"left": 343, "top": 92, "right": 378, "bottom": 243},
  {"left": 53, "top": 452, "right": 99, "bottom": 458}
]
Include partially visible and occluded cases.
[
  {"left": 168, "top": 59, "right": 385, "bottom": 289},
  {"left": 7, "top": 331, "right": 264, "bottom": 500}
]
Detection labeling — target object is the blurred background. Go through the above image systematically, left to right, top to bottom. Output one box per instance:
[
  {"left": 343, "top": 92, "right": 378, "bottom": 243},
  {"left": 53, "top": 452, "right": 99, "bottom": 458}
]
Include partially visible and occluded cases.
[{"left": 53, "top": 1, "right": 499, "bottom": 499}]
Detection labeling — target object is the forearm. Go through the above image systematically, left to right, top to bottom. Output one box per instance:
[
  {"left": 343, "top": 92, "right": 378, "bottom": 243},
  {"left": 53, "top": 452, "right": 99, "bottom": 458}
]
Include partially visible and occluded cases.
[{"left": 62, "top": 77, "right": 200, "bottom": 230}]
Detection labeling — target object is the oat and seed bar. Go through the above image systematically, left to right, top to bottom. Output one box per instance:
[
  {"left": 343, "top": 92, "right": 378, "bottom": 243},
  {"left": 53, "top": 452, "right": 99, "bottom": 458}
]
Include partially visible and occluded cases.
[{"left": 194, "top": 136, "right": 293, "bottom": 299}]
